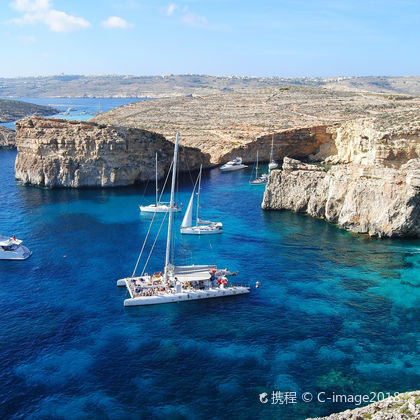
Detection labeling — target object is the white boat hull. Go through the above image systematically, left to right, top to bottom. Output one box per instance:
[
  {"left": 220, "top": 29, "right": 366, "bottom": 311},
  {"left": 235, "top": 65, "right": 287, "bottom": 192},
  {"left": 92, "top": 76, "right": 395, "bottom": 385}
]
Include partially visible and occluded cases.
[
  {"left": 268, "top": 162, "right": 278, "bottom": 170},
  {"left": 220, "top": 164, "right": 247, "bottom": 172},
  {"left": 139, "top": 204, "right": 181, "bottom": 213},
  {"left": 181, "top": 226, "right": 222, "bottom": 235},
  {"left": 0, "top": 245, "right": 32, "bottom": 260},
  {"left": 123, "top": 286, "right": 250, "bottom": 306}
]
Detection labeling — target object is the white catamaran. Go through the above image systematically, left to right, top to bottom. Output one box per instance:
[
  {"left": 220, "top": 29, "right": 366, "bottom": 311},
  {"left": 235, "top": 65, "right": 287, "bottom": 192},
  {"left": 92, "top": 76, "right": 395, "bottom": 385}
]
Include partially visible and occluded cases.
[
  {"left": 117, "top": 133, "right": 249, "bottom": 306},
  {"left": 268, "top": 134, "right": 278, "bottom": 171},
  {"left": 249, "top": 151, "right": 268, "bottom": 185},
  {"left": 139, "top": 153, "right": 181, "bottom": 213},
  {"left": 180, "top": 165, "right": 222, "bottom": 235},
  {"left": 0, "top": 235, "right": 32, "bottom": 260}
]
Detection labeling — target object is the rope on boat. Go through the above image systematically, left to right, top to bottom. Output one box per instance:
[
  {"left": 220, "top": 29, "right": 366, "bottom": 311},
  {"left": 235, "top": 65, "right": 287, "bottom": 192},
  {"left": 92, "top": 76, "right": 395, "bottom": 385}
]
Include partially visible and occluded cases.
[
  {"left": 158, "top": 159, "right": 174, "bottom": 203},
  {"left": 131, "top": 160, "right": 174, "bottom": 278},
  {"left": 131, "top": 210, "right": 157, "bottom": 278},
  {"left": 141, "top": 210, "right": 169, "bottom": 276}
]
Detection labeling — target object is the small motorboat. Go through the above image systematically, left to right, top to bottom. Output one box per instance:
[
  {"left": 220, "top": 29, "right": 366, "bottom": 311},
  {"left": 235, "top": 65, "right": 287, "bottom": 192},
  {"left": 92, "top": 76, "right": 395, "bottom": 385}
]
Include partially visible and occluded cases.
[
  {"left": 220, "top": 157, "right": 247, "bottom": 172},
  {"left": 0, "top": 235, "right": 32, "bottom": 260}
]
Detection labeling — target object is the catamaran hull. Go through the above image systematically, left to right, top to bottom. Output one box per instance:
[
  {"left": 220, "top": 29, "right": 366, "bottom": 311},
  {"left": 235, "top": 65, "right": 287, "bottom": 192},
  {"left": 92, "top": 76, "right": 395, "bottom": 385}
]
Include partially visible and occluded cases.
[{"left": 124, "top": 286, "right": 250, "bottom": 306}]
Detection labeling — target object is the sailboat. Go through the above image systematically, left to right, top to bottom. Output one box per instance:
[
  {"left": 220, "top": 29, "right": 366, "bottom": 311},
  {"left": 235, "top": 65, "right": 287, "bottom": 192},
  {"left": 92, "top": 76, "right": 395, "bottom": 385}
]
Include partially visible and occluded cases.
[
  {"left": 117, "top": 133, "right": 249, "bottom": 306},
  {"left": 268, "top": 134, "right": 278, "bottom": 171},
  {"left": 249, "top": 151, "right": 268, "bottom": 185},
  {"left": 139, "top": 153, "right": 181, "bottom": 213},
  {"left": 180, "top": 165, "right": 222, "bottom": 235}
]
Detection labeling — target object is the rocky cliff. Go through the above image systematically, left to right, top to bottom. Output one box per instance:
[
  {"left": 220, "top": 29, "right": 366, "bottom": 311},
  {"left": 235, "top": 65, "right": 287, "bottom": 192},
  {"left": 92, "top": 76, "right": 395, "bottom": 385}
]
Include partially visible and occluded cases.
[
  {"left": 92, "top": 85, "right": 420, "bottom": 164},
  {"left": 262, "top": 113, "right": 420, "bottom": 238},
  {"left": 14, "top": 118, "right": 208, "bottom": 188},
  {"left": 0, "top": 126, "right": 15, "bottom": 149},
  {"left": 307, "top": 390, "right": 420, "bottom": 420}
]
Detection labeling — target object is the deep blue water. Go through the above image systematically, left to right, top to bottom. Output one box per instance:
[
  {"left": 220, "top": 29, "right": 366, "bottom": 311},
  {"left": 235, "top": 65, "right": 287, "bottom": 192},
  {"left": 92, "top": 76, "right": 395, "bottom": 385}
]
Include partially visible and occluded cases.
[
  {"left": 0, "top": 97, "right": 146, "bottom": 129},
  {"left": 0, "top": 100, "right": 419, "bottom": 419}
]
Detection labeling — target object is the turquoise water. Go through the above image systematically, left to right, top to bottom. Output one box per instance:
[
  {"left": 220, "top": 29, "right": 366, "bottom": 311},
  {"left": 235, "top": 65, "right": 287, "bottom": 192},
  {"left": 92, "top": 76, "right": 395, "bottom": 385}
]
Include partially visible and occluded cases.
[{"left": 0, "top": 99, "right": 419, "bottom": 419}]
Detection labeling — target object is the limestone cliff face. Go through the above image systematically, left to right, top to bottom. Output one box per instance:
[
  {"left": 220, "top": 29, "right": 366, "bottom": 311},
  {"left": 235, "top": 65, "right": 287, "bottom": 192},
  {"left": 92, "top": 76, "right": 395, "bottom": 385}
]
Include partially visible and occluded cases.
[
  {"left": 262, "top": 113, "right": 420, "bottom": 238},
  {"left": 15, "top": 118, "right": 208, "bottom": 188},
  {"left": 0, "top": 126, "right": 15, "bottom": 149},
  {"left": 263, "top": 157, "right": 419, "bottom": 237}
]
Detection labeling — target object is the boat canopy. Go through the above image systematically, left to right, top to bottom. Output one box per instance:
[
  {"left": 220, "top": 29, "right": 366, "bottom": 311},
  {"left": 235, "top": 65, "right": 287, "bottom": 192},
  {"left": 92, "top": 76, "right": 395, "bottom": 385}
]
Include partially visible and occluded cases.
[{"left": 172, "top": 265, "right": 216, "bottom": 283}]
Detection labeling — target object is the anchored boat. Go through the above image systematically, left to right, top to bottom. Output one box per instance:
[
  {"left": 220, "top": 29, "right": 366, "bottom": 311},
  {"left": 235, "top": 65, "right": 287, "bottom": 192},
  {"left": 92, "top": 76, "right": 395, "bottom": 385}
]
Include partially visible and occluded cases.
[
  {"left": 117, "top": 133, "right": 249, "bottom": 306},
  {"left": 249, "top": 151, "right": 268, "bottom": 185},
  {"left": 139, "top": 153, "right": 181, "bottom": 213},
  {"left": 220, "top": 157, "right": 247, "bottom": 172},
  {"left": 180, "top": 165, "right": 222, "bottom": 235},
  {"left": 0, "top": 235, "right": 32, "bottom": 260}
]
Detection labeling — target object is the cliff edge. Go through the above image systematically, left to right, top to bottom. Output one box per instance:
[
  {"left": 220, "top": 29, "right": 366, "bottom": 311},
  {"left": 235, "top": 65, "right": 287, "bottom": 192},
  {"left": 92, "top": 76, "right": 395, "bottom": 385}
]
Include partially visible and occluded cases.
[
  {"left": 262, "top": 113, "right": 420, "bottom": 238},
  {"left": 14, "top": 118, "right": 208, "bottom": 188},
  {"left": 0, "top": 126, "right": 15, "bottom": 149}
]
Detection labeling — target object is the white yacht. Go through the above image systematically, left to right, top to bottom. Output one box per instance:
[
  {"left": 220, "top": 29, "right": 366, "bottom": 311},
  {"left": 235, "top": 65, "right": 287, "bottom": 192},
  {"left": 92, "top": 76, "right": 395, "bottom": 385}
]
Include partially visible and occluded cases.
[
  {"left": 117, "top": 133, "right": 249, "bottom": 306},
  {"left": 268, "top": 134, "right": 278, "bottom": 171},
  {"left": 249, "top": 151, "right": 268, "bottom": 185},
  {"left": 139, "top": 153, "right": 181, "bottom": 213},
  {"left": 220, "top": 157, "right": 247, "bottom": 172},
  {"left": 181, "top": 165, "right": 222, "bottom": 235},
  {"left": 0, "top": 235, "right": 32, "bottom": 260}
]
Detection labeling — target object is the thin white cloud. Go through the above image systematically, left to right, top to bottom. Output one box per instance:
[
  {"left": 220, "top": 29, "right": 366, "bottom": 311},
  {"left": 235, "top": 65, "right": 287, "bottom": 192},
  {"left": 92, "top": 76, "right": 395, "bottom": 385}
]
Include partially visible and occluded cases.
[
  {"left": 9, "top": 0, "right": 91, "bottom": 32},
  {"left": 164, "top": 3, "right": 178, "bottom": 16},
  {"left": 181, "top": 12, "right": 207, "bottom": 27},
  {"left": 101, "top": 16, "right": 134, "bottom": 29}
]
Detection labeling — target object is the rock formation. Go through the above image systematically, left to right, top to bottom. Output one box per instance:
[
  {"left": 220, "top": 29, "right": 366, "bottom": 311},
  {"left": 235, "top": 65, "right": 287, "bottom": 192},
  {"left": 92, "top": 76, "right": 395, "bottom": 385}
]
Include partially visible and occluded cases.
[
  {"left": 91, "top": 85, "right": 420, "bottom": 164},
  {"left": 0, "top": 99, "right": 56, "bottom": 123},
  {"left": 262, "top": 113, "right": 420, "bottom": 238},
  {"left": 15, "top": 118, "right": 208, "bottom": 188},
  {"left": 0, "top": 126, "right": 15, "bottom": 149},
  {"left": 307, "top": 390, "right": 420, "bottom": 420}
]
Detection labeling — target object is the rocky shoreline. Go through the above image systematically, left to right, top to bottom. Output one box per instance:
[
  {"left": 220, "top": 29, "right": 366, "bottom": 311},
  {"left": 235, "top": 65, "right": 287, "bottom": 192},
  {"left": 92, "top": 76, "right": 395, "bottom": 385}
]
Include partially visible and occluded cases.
[
  {"left": 262, "top": 113, "right": 420, "bottom": 238},
  {"left": 14, "top": 118, "right": 207, "bottom": 188},
  {"left": 0, "top": 126, "right": 15, "bottom": 149},
  {"left": 307, "top": 390, "right": 420, "bottom": 419}
]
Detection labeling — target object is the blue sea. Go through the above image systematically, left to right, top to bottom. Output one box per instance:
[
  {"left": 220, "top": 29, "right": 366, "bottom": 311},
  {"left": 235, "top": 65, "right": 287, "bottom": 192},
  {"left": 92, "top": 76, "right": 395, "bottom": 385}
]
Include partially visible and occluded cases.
[{"left": 0, "top": 99, "right": 419, "bottom": 420}]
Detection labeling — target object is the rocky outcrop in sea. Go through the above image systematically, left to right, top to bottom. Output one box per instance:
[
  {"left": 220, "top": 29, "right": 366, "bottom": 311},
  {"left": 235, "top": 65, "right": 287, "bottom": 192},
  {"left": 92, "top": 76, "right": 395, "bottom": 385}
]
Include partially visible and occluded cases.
[
  {"left": 262, "top": 113, "right": 420, "bottom": 238},
  {"left": 14, "top": 118, "right": 208, "bottom": 188},
  {"left": 0, "top": 126, "right": 15, "bottom": 149},
  {"left": 307, "top": 390, "right": 420, "bottom": 420}
]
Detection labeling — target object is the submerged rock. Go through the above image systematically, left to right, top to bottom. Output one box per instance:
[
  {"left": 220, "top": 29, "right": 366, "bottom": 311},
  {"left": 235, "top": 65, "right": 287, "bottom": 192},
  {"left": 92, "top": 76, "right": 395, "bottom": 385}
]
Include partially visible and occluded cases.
[{"left": 14, "top": 118, "right": 209, "bottom": 188}]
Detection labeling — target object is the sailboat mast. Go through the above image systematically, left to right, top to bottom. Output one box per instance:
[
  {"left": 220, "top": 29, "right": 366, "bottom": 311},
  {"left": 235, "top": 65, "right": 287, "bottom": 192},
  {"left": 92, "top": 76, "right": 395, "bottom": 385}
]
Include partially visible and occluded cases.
[
  {"left": 164, "top": 133, "right": 179, "bottom": 275},
  {"left": 270, "top": 134, "right": 274, "bottom": 162},
  {"left": 255, "top": 150, "right": 259, "bottom": 179},
  {"left": 155, "top": 152, "right": 158, "bottom": 206},
  {"left": 196, "top": 164, "right": 202, "bottom": 226}
]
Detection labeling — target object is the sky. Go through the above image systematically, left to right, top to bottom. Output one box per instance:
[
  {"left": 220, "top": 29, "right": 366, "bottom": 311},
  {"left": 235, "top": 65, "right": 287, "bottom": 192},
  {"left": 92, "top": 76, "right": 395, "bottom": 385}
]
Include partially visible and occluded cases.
[{"left": 0, "top": 0, "right": 419, "bottom": 78}]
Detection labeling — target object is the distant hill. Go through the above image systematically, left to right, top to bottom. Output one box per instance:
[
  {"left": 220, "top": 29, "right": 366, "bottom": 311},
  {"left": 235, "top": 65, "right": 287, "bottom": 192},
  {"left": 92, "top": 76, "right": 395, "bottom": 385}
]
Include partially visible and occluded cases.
[
  {"left": 0, "top": 74, "right": 419, "bottom": 98},
  {"left": 0, "top": 99, "right": 57, "bottom": 123}
]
